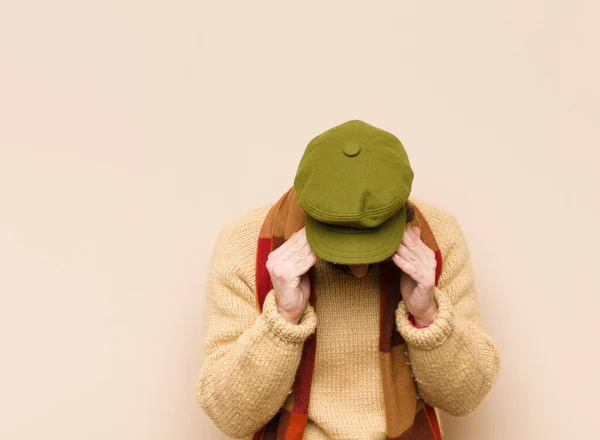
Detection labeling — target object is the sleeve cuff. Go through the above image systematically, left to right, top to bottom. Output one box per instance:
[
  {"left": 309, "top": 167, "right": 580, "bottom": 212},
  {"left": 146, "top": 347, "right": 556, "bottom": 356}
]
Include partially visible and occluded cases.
[
  {"left": 396, "top": 286, "right": 455, "bottom": 350},
  {"left": 262, "top": 290, "right": 317, "bottom": 343},
  {"left": 408, "top": 314, "right": 431, "bottom": 328}
]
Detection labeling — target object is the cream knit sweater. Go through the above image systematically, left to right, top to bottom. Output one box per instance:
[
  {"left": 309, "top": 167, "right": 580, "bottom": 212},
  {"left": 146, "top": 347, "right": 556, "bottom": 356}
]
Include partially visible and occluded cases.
[{"left": 196, "top": 198, "right": 500, "bottom": 439}]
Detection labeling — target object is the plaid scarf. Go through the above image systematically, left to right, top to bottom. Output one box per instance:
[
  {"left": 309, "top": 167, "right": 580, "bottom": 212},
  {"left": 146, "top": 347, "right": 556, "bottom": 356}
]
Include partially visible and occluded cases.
[{"left": 253, "top": 187, "right": 443, "bottom": 440}]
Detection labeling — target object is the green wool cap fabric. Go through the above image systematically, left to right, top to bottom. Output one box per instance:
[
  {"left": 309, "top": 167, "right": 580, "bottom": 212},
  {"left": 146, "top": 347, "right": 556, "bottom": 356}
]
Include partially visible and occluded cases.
[{"left": 294, "top": 120, "right": 414, "bottom": 265}]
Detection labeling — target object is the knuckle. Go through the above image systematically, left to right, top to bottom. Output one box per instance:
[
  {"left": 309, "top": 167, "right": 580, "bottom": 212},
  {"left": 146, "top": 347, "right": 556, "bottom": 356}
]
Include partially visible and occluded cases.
[{"left": 283, "top": 270, "right": 295, "bottom": 281}]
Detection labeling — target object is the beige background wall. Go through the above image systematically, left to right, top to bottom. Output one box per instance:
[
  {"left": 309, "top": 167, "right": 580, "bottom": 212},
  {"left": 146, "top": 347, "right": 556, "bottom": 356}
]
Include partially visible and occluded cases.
[{"left": 1, "top": 1, "right": 598, "bottom": 439}]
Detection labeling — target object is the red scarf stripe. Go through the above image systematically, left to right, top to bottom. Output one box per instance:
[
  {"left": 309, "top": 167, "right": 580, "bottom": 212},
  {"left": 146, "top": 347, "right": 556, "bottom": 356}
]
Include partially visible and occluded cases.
[
  {"left": 255, "top": 236, "right": 274, "bottom": 312},
  {"left": 434, "top": 250, "right": 442, "bottom": 285},
  {"left": 291, "top": 335, "right": 316, "bottom": 412},
  {"left": 423, "top": 405, "right": 442, "bottom": 440}
]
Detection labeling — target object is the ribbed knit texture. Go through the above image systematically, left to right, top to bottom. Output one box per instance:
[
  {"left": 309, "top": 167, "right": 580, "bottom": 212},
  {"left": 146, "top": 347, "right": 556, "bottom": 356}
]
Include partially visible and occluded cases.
[{"left": 196, "top": 198, "right": 500, "bottom": 439}]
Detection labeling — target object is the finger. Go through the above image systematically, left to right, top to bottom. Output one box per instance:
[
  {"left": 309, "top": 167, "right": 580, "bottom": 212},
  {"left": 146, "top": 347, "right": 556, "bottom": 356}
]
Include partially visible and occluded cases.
[
  {"left": 400, "top": 226, "right": 420, "bottom": 247},
  {"left": 267, "top": 227, "right": 311, "bottom": 267},
  {"left": 296, "top": 227, "right": 308, "bottom": 240},
  {"left": 400, "top": 227, "right": 436, "bottom": 268},
  {"left": 283, "top": 228, "right": 308, "bottom": 250},
  {"left": 269, "top": 229, "right": 306, "bottom": 259},
  {"left": 276, "top": 231, "right": 310, "bottom": 262},
  {"left": 268, "top": 233, "right": 295, "bottom": 259},
  {"left": 282, "top": 239, "right": 312, "bottom": 262},
  {"left": 278, "top": 242, "right": 314, "bottom": 277},
  {"left": 396, "top": 243, "right": 435, "bottom": 271},
  {"left": 396, "top": 243, "right": 420, "bottom": 264},
  {"left": 276, "top": 249, "right": 317, "bottom": 279},
  {"left": 297, "top": 251, "right": 318, "bottom": 275},
  {"left": 392, "top": 253, "right": 427, "bottom": 283}
]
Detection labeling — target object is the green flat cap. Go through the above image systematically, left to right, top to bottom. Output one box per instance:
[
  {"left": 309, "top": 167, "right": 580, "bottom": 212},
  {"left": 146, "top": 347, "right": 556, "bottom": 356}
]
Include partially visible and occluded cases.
[{"left": 294, "top": 120, "right": 414, "bottom": 264}]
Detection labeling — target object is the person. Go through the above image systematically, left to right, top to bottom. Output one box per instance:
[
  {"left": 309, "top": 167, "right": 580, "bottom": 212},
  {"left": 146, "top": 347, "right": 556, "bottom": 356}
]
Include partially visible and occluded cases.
[{"left": 196, "top": 120, "right": 500, "bottom": 439}]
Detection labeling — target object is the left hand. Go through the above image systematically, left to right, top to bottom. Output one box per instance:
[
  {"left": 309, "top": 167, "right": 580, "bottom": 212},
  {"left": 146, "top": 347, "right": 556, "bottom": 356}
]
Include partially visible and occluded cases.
[{"left": 391, "top": 225, "right": 438, "bottom": 326}]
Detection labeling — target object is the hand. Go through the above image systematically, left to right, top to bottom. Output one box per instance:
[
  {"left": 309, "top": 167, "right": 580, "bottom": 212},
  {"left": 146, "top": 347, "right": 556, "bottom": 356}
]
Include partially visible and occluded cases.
[
  {"left": 391, "top": 225, "right": 438, "bottom": 326},
  {"left": 265, "top": 227, "right": 318, "bottom": 324}
]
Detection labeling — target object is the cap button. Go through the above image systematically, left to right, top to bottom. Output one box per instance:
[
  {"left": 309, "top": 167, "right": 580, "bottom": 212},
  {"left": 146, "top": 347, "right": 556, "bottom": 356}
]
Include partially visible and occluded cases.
[{"left": 342, "top": 141, "right": 361, "bottom": 157}]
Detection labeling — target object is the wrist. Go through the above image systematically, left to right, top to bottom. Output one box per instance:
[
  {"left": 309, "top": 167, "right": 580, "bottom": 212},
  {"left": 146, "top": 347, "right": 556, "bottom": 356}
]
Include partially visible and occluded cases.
[
  {"left": 412, "top": 304, "right": 438, "bottom": 327},
  {"left": 277, "top": 307, "right": 301, "bottom": 325}
]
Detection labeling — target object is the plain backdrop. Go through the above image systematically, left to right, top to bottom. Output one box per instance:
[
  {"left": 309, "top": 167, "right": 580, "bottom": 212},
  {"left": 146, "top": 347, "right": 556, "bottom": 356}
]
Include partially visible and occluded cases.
[{"left": 1, "top": 1, "right": 599, "bottom": 439}]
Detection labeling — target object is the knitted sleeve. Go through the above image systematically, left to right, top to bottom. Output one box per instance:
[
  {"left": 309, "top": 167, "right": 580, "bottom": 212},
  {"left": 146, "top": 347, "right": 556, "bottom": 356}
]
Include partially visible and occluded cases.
[
  {"left": 196, "top": 209, "right": 317, "bottom": 439},
  {"left": 395, "top": 209, "right": 501, "bottom": 417}
]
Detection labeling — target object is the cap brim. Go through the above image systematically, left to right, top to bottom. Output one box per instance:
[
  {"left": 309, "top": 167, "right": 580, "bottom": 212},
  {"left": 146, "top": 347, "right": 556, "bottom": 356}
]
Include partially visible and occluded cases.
[{"left": 304, "top": 207, "right": 406, "bottom": 265}]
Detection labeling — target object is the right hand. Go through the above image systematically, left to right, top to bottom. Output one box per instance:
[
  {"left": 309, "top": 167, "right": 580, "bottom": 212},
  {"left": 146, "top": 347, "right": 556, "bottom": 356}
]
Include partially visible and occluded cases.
[{"left": 265, "top": 227, "right": 318, "bottom": 324}]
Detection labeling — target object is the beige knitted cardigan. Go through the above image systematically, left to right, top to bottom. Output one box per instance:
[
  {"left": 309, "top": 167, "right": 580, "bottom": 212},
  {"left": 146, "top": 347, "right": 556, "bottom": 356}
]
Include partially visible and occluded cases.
[{"left": 196, "top": 198, "right": 500, "bottom": 439}]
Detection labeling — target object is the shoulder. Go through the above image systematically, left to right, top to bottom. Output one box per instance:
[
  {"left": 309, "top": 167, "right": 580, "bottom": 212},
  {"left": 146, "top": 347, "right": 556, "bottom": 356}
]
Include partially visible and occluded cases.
[
  {"left": 409, "top": 197, "right": 467, "bottom": 259},
  {"left": 409, "top": 198, "right": 476, "bottom": 300},
  {"left": 210, "top": 204, "right": 273, "bottom": 286},
  {"left": 214, "top": 204, "right": 273, "bottom": 256},
  {"left": 219, "top": 204, "right": 273, "bottom": 243}
]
